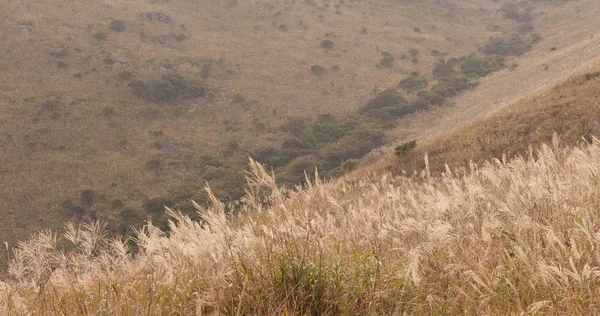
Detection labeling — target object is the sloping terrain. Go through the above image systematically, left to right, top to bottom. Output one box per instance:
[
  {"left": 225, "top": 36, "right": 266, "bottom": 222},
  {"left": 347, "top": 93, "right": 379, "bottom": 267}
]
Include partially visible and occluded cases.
[
  {"left": 0, "top": 0, "right": 597, "bottom": 261},
  {"left": 4, "top": 114, "right": 600, "bottom": 314}
]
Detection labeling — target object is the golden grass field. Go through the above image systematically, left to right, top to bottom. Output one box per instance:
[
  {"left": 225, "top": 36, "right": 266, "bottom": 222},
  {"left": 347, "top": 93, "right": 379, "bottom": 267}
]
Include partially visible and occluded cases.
[
  {"left": 3, "top": 0, "right": 600, "bottom": 313},
  {"left": 4, "top": 136, "right": 600, "bottom": 314}
]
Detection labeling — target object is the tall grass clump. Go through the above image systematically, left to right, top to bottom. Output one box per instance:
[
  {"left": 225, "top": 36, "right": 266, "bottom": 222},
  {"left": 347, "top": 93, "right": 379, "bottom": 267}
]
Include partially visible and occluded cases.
[{"left": 4, "top": 137, "right": 600, "bottom": 314}]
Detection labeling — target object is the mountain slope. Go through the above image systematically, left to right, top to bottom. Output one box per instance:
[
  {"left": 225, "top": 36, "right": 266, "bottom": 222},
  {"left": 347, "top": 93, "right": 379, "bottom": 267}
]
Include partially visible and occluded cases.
[{"left": 0, "top": 0, "right": 597, "bottom": 263}]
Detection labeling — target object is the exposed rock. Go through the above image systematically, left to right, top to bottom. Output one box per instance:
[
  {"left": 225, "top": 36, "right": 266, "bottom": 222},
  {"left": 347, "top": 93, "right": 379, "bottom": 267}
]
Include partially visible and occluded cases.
[
  {"left": 145, "top": 11, "right": 172, "bottom": 25},
  {"left": 19, "top": 24, "right": 33, "bottom": 37},
  {"left": 20, "top": 27, "right": 30, "bottom": 37},
  {"left": 112, "top": 62, "right": 124, "bottom": 70},
  {"left": 588, "top": 123, "right": 600, "bottom": 139},
  {"left": 360, "top": 148, "right": 389, "bottom": 166}
]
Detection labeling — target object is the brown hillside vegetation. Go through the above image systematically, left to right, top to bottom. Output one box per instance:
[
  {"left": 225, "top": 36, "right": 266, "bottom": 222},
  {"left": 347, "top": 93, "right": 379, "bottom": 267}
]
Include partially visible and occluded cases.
[
  {"left": 0, "top": 0, "right": 596, "bottom": 251},
  {"left": 0, "top": 0, "right": 537, "bottom": 247},
  {"left": 4, "top": 138, "right": 600, "bottom": 314}
]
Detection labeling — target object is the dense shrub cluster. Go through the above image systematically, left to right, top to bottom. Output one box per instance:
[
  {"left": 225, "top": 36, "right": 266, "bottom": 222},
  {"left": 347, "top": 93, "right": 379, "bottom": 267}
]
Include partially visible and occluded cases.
[{"left": 128, "top": 72, "right": 205, "bottom": 103}]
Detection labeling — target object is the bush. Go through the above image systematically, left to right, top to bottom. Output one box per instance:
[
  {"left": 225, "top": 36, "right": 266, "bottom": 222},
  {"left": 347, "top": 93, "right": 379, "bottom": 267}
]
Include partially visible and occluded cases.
[
  {"left": 500, "top": 3, "right": 532, "bottom": 22},
  {"left": 110, "top": 20, "right": 127, "bottom": 32},
  {"left": 516, "top": 23, "right": 534, "bottom": 34},
  {"left": 93, "top": 32, "right": 107, "bottom": 40},
  {"left": 482, "top": 36, "right": 532, "bottom": 56},
  {"left": 320, "top": 40, "right": 335, "bottom": 50},
  {"left": 409, "top": 48, "right": 419, "bottom": 57},
  {"left": 460, "top": 55, "right": 505, "bottom": 77},
  {"left": 379, "top": 56, "right": 394, "bottom": 68},
  {"left": 432, "top": 61, "right": 456, "bottom": 78},
  {"left": 200, "top": 63, "right": 212, "bottom": 79},
  {"left": 310, "top": 65, "right": 327, "bottom": 76},
  {"left": 128, "top": 73, "right": 205, "bottom": 103},
  {"left": 399, "top": 75, "right": 428, "bottom": 92},
  {"left": 440, "top": 75, "right": 475, "bottom": 92},
  {"left": 152, "top": 80, "right": 178, "bottom": 102},
  {"left": 182, "top": 85, "right": 205, "bottom": 99},
  {"left": 359, "top": 90, "right": 408, "bottom": 114},
  {"left": 419, "top": 91, "right": 445, "bottom": 105},
  {"left": 410, "top": 98, "right": 431, "bottom": 111},
  {"left": 102, "top": 105, "right": 116, "bottom": 117},
  {"left": 362, "top": 109, "right": 394, "bottom": 122},
  {"left": 312, "top": 114, "right": 359, "bottom": 143},
  {"left": 281, "top": 117, "right": 308, "bottom": 138},
  {"left": 317, "top": 128, "right": 384, "bottom": 168},
  {"left": 395, "top": 140, "right": 416, "bottom": 156},
  {"left": 284, "top": 156, "right": 323, "bottom": 183},
  {"left": 80, "top": 189, "right": 96, "bottom": 207},
  {"left": 143, "top": 197, "right": 171, "bottom": 215},
  {"left": 120, "top": 206, "right": 141, "bottom": 222}
]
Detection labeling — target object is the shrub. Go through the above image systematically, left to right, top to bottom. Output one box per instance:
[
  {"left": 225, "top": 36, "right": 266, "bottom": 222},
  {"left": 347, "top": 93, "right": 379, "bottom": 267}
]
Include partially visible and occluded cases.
[
  {"left": 500, "top": 3, "right": 532, "bottom": 22},
  {"left": 110, "top": 20, "right": 126, "bottom": 32},
  {"left": 516, "top": 23, "right": 534, "bottom": 34},
  {"left": 93, "top": 32, "right": 107, "bottom": 40},
  {"left": 482, "top": 36, "right": 532, "bottom": 56},
  {"left": 320, "top": 40, "right": 335, "bottom": 50},
  {"left": 409, "top": 48, "right": 419, "bottom": 57},
  {"left": 460, "top": 55, "right": 505, "bottom": 77},
  {"left": 379, "top": 56, "right": 394, "bottom": 68},
  {"left": 432, "top": 61, "right": 456, "bottom": 78},
  {"left": 200, "top": 63, "right": 212, "bottom": 79},
  {"left": 310, "top": 65, "right": 327, "bottom": 76},
  {"left": 128, "top": 73, "right": 205, "bottom": 103},
  {"left": 399, "top": 75, "right": 428, "bottom": 92},
  {"left": 440, "top": 75, "right": 475, "bottom": 92},
  {"left": 128, "top": 80, "right": 147, "bottom": 97},
  {"left": 152, "top": 80, "right": 178, "bottom": 102},
  {"left": 430, "top": 83, "right": 457, "bottom": 98},
  {"left": 182, "top": 85, "right": 205, "bottom": 99},
  {"left": 359, "top": 90, "right": 408, "bottom": 114},
  {"left": 419, "top": 91, "right": 445, "bottom": 105},
  {"left": 233, "top": 93, "right": 245, "bottom": 103},
  {"left": 410, "top": 98, "right": 431, "bottom": 111},
  {"left": 102, "top": 105, "right": 116, "bottom": 117},
  {"left": 362, "top": 109, "right": 394, "bottom": 122},
  {"left": 312, "top": 114, "right": 359, "bottom": 143},
  {"left": 281, "top": 117, "right": 308, "bottom": 138},
  {"left": 317, "top": 128, "right": 384, "bottom": 167},
  {"left": 282, "top": 138, "right": 305, "bottom": 149},
  {"left": 395, "top": 140, "right": 416, "bottom": 156},
  {"left": 284, "top": 155, "right": 323, "bottom": 183},
  {"left": 340, "top": 159, "right": 360, "bottom": 173},
  {"left": 80, "top": 189, "right": 96, "bottom": 207},
  {"left": 143, "top": 197, "right": 171, "bottom": 215},
  {"left": 120, "top": 206, "right": 141, "bottom": 221}
]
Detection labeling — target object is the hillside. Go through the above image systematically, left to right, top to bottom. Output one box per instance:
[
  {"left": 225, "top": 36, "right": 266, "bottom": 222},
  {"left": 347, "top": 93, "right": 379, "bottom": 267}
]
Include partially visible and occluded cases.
[
  {"left": 0, "top": 0, "right": 596, "bottom": 253},
  {"left": 3, "top": 0, "right": 600, "bottom": 313},
  {"left": 4, "top": 127, "right": 600, "bottom": 314}
]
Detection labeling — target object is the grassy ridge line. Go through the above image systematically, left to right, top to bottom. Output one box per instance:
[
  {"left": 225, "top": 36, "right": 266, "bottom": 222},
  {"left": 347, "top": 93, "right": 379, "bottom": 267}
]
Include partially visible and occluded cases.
[
  {"left": 388, "top": 63, "right": 600, "bottom": 176},
  {"left": 4, "top": 138, "right": 600, "bottom": 314}
]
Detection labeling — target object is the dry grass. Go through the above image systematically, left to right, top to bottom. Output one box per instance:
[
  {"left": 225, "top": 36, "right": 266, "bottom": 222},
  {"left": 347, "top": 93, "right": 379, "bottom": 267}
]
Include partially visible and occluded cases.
[{"left": 3, "top": 137, "right": 600, "bottom": 314}]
